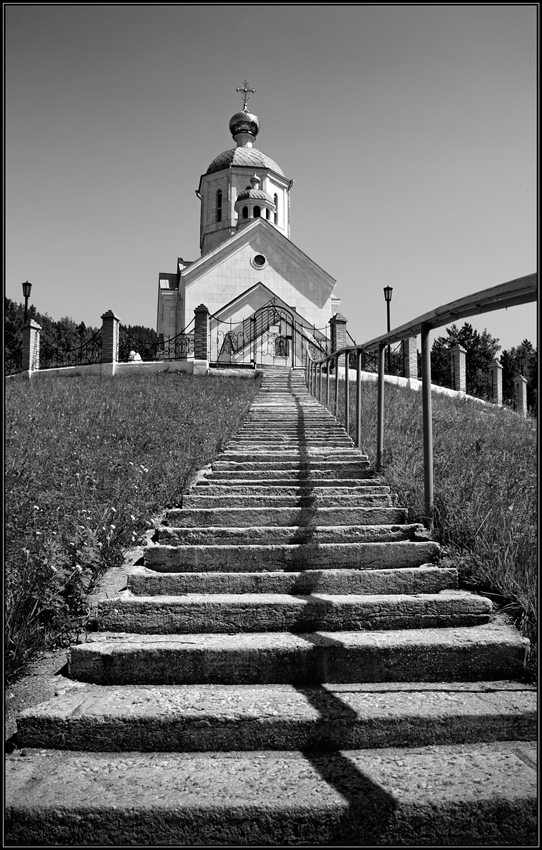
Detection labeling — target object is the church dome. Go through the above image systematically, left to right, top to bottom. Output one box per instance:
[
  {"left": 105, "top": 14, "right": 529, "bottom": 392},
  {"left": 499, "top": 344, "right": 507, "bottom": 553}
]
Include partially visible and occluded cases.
[
  {"left": 229, "top": 109, "right": 260, "bottom": 139},
  {"left": 206, "top": 147, "right": 285, "bottom": 177},
  {"left": 236, "top": 176, "right": 274, "bottom": 204}
]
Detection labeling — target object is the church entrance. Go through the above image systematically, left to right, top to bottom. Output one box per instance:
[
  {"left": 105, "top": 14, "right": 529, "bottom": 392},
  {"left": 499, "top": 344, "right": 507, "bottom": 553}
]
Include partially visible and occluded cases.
[{"left": 209, "top": 302, "right": 329, "bottom": 369}]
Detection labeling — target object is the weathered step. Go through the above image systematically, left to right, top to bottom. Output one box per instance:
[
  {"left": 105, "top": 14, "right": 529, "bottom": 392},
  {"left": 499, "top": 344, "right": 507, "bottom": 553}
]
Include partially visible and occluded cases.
[
  {"left": 211, "top": 460, "right": 370, "bottom": 471},
  {"left": 203, "top": 469, "right": 378, "bottom": 480},
  {"left": 194, "top": 479, "right": 383, "bottom": 491},
  {"left": 182, "top": 493, "right": 390, "bottom": 508},
  {"left": 162, "top": 506, "right": 407, "bottom": 528},
  {"left": 154, "top": 523, "right": 425, "bottom": 545},
  {"left": 143, "top": 540, "right": 439, "bottom": 571},
  {"left": 127, "top": 565, "right": 458, "bottom": 597},
  {"left": 96, "top": 591, "right": 492, "bottom": 634},
  {"left": 68, "top": 621, "right": 528, "bottom": 685},
  {"left": 16, "top": 682, "right": 536, "bottom": 753},
  {"left": 5, "top": 742, "right": 537, "bottom": 846}
]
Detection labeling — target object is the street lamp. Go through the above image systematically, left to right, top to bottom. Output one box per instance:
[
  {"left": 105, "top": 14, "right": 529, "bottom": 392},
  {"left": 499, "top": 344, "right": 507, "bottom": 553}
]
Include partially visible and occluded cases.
[
  {"left": 22, "top": 280, "right": 32, "bottom": 324},
  {"left": 383, "top": 286, "right": 393, "bottom": 373}
]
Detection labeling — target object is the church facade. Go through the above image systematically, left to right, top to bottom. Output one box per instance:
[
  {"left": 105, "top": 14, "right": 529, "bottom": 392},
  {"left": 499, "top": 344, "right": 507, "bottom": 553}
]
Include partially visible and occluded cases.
[{"left": 157, "top": 85, "right": 341, "bottom": 367}]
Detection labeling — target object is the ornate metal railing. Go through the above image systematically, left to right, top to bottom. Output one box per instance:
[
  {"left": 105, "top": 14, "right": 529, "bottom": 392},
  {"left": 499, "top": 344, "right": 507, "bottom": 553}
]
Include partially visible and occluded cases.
[
  {"left": 118, "top": 322, "right": 195, "bottom": 362},
  {"left": 39, "top": 330, "right": 103, "bottom": 370}
]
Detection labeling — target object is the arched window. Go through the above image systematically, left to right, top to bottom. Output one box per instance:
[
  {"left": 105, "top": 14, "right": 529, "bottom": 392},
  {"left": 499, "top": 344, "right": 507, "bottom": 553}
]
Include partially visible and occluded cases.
[
  {"left": 216, "top": 189, "right": 222, "bottom": 223},
  {"left": 274, "top": 194, "right": 278, "bottom": 224},
  {"left": 242, "top": 206, "right": 248, "bottom": 219},
  {"left": 254, "top": 206, "right": 261, "bottom": 218},
  {"left": 266, "top": 209, "right": 270, "bottom": 220}
]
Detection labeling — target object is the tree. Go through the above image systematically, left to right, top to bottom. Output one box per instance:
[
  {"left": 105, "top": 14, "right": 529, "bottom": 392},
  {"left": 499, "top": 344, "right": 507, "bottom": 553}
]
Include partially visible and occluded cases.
[
  {"left": 430, "top": 323, "right": 500, "bottom": 399},
  {"left": 501, "top": 340, "right": 537, "bottom": 415}
]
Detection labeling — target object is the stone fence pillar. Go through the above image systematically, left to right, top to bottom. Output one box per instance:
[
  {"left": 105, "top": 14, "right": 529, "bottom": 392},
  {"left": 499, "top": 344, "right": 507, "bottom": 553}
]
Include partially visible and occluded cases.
[
  {"left": 194, "top": 304, "right": 209, "bottom": 369},
  {"left": 101, "top": 311, "right": 120, "bottom": 370},
  {"left": 329, "top": 313, "right": 348, "bottom": 353},
  {"left": 22, "top": 319, "right": 41, "bottom": 373},
  {"left": 402, "top": 337, "right": 418, "bottom": 381},
  {"left": 450, "top": 344, "right": 467, "bottom": 393},
  {"left": 489, "top": 359, "right": 503, "bottom": 406},
  {"left": 514, "top": 374, "right": 528, "bottom": 417}
]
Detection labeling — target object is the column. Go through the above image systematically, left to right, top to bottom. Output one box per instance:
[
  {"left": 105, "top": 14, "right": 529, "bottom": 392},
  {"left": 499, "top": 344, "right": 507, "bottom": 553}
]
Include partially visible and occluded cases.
[
  {"left": 194, "top": 304, "right": 209, "bottom": 374},
  {"left": 101, "top": 310, "right": 120, "bottom": 376},
  {"left": 329, "top": 313, "right": 348, "bottom": 353},
  {"left": 22, "top": 320, "right": 41, "bottom": 373},
  {"left": 402, "top": 337, "right": 418, "bottom": 381},
  {"left": 450, "top": 344, "right": 467, "bottom": 393},
  {"left": 489, "top": 359, "right": 503, "bottom": 406},
  {"left": 514, "top": 375, "right": 528, "bottom": 417}
]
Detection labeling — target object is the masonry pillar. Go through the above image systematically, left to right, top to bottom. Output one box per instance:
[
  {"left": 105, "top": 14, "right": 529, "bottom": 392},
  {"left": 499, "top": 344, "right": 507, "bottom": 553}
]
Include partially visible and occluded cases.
[
  {"left": 194, "top": 304, "right": 209, "bottom": 374},
  {"left": 101, "top": 310, "right": 120, "bottom": 376},
  {"left": 330, "top": 313, "right": 348, "bottom": 353},
  {"left": 22, "top": 319, "right": 41, "bottom": 373},
  {"left": 402, "top": 337, "right": 418, "bottom": 381},
  {"left": 450, "top": 344, "right": 467, "bottom": 393},
  {"left": 489, "top": 359, "right": 503, "bottom": 406},
  {"left": 514, "top": 374, "right": 528, "bottom": 417}
]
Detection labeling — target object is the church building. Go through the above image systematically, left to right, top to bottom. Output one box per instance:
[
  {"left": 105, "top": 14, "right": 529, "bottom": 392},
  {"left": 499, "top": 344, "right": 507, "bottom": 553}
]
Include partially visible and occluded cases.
[{"left": 157, "top": 83, "right": 341, "bottom": 367}]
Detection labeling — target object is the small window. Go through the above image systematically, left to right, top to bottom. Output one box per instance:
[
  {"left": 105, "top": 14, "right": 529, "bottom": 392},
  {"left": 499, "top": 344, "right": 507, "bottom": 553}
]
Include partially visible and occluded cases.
[
  {"left": 216, "top": 189, "right": 222, "bottom": 223},
  {"left": 274, "top": 194, "right": 278, "bottom": 224},
  {"left": 242, "top": 206, "right": 248, "bottom": 219},
  {"left": 254, "top": 206, "right": 261, "bottom": 218},
  {"left": 266, "top": 209, "right": 270, "bottom": 220},
  {"left": 253, "top": 254, "right": 266, "bottom": 267}
]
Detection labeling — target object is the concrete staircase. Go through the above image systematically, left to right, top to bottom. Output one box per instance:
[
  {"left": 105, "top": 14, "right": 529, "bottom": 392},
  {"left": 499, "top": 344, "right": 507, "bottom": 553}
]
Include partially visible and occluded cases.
[{"left": 6, "top": 369, "right": 536, "bottom": 846}]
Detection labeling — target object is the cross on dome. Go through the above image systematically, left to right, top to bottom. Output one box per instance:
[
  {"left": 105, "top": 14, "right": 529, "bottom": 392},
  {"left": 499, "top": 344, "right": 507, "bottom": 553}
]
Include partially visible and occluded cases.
[{"left": 235, "top": 81, "right": 256, "bottom": 110}]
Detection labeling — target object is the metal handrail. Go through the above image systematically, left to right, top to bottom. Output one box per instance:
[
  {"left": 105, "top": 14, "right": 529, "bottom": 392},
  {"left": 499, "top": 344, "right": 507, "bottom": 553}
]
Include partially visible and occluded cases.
[{"left": 305, "top": 273, "right": 537, "bottom": 527}]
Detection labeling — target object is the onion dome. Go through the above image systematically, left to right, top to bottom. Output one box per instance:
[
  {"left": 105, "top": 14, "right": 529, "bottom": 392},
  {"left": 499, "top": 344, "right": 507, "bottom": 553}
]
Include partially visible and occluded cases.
[
  {"left": 229, "top": 106, "right": 260, "bottom": 140},
  {"left": 236, "top": 175, "right": 274, "bottom": 204}
]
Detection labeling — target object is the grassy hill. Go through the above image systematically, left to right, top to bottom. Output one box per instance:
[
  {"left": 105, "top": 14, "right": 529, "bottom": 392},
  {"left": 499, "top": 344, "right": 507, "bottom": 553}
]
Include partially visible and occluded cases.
[{"left": 5, "top": 370, "right": 536, "bottom": 684}]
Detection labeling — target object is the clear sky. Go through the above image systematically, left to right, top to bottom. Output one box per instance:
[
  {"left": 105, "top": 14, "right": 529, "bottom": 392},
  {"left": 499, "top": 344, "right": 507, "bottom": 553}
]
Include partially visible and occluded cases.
[{"left": 5, "top": 4, "right": 537, "bottom": 352}]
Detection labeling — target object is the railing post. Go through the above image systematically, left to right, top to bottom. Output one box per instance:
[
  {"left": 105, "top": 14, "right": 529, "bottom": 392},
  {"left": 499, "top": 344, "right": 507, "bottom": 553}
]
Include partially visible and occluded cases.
[
  {"left": 194, "top": 304, "right": 209, "bottom": 371},
  {"left": 101, "top": 310, "right": 120, "bottom": 376},
  {"left": 330, "top": 312, "right": 348, "bottom": 353},
  {"left": 22, "top": 319, "right": 42, "bottom": 374},
  {"left": 421, "top": 323, "right": 434, "bottom": 528},
  {"left": 402, "top": 336, "right": 418, "bottom": 383},
  {"left": 376, "top": 344, "right": 385, "bottom": 471},
  {"left": 450, "top": 344, "right": 467, "bottom": 393},
  {"left": 356, "top": 349, "right": 362, "bottom": 448},
  {"left": 344, "top": 351, "right": 350, "bottom": 436},
  {"left": 334, "top": 352, "right": 340, "bottom": 416},
  {"left": 326, "top": 357, "right": 330, "bottom": 407},
  {"left": 489, "top": 358, "right": 503, "bottom": 406},
  {"left": 514, "top": 374, "right": 528, "bottom": 417}
]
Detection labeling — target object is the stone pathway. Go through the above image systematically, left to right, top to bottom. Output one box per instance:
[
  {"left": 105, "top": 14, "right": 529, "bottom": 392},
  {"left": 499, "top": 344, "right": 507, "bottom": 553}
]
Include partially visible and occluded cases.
[{"left": 5, "top": 369, "right": 537, "bottom": 845}]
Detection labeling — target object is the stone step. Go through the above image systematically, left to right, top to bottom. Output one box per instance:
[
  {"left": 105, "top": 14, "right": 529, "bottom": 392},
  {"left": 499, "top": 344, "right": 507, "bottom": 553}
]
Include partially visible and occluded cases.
[
  {"left": 211, "top": 460, "right": 371, "bottom": 471},
  {"left": 202, "top": 469, "right": 378, "bottom": 481},
  {"left": 194, "top": 480, "right": 384, "bottom": 491},
  {"left": 181, "top": 493, "right": 391, "bottom": 508},
  {"left": 162, "top": 506, "right": 407, "bottom": 528},
  {"left": 154, "top": 523, "right": 425, "bottom": 546},
  {"left": 143, "top": 540, "right": 440, "bottom": 571},
  {"left": 127, "top": 565, "right": 458, "bottom": 597},
  {"left": 96, "top": 591, "right": 492, "bottom": 634},
  {"left": 68, "top": 621, "right": 529, "bottom": 685},
  {"left": 16, "top": 682, "right": 536, "bottom": 753},
  {"left": 5, "top": 742, "right": 537, "bottom": 846}
]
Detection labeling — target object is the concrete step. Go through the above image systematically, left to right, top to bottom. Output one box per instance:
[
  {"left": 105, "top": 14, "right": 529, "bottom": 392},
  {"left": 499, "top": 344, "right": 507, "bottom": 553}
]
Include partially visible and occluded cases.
[
  {"left": 211, "top": 460, "right": 371, "bottom": 471},
  {"left": 202, "top": 469, "right": 378, "bottom": 481},
  {"left": 194, "top": 480, "right": 384, "bottom": 491},
  {"left": 181, "top": 492, "right": 391, "bottom": 508},
  {"left": 162, "top": 506, "right": 407, "bottom": 528},
  {"left": 153, "top": 523, "right": 426, "bottom": 545},
  {"left": 143, "top": 540, "right": 440, "bottom": 571},
  {"left": 127, "top": 565, "right": 458, "bottom": 597},
  {"left": 96, "top": 591, "right": 492, "bottom": 634},
  {"left": 68, "top": 621, "right": 529, "bottom": 685},
  {"left": 16, "top": 682, "right": 536, "bottom": 753},
  {"left": 8, "top": 743, "right": 535, "bottom": 845}
]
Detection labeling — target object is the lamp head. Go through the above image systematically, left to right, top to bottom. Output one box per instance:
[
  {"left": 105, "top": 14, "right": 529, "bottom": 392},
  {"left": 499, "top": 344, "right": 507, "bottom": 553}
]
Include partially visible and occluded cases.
[
  {"left": 22, "top": 280, "right": 32, "bottom": 299},
  {"left": 383, "top": 286, "right": 393, "bottom": 303}
]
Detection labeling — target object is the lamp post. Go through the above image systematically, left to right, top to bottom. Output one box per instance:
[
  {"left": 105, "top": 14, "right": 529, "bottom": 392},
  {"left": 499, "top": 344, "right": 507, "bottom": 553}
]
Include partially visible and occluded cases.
[
  {"left": 22, "top": 280, "right": 32, "bottom": 324},
  {"left": 383, "top": 286, "right": 393, "bottom": 373}
]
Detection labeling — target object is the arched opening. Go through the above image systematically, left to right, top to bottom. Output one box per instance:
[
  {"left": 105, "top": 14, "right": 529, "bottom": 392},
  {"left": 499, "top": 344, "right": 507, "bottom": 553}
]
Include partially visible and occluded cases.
[
  {"left": 216, "top": 189, "right": 222, "bottom": 223},
  {"left": 274, "top": 194, "right": 278, "bottom": 225},
  {"left": 242, "top": 206, "right": 248, "bottom": 219},
  {"left": 253, "top": 206, "right": 261, "bottom": 218},
  {"left": 266, "top": 209, "right": 270, "bottom": 220}
]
